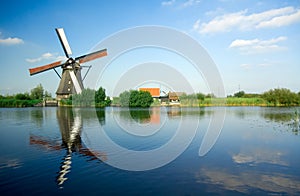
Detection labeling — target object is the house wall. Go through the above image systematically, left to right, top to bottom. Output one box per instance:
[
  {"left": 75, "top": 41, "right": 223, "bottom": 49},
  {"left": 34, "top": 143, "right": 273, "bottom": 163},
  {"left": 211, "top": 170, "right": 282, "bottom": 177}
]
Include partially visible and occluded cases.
[{"left": 139, "top": 88, "right": 160, "bottom": 97}]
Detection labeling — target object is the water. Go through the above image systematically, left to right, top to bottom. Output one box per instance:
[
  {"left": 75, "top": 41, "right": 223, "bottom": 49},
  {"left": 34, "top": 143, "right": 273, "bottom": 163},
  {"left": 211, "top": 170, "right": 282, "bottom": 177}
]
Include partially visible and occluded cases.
[{"left": 0, "top": 107, "right": 299, "bottom": 195}]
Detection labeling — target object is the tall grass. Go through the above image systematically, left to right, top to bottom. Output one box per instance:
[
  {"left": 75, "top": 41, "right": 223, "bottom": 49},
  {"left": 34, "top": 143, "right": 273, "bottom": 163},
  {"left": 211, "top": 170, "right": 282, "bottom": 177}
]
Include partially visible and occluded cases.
[
  {"left": 179, "top": 97, "right": 268, "bottom": 107},
  {"left": 0, "top": 99, "right": 41, "bottom": 107}
]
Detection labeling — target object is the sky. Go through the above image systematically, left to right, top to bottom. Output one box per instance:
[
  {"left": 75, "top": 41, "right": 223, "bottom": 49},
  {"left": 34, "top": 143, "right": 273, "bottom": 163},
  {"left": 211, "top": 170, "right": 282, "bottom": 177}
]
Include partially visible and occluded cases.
[{"left": 0, "top": 0, "right": 299, "bottom": 97}]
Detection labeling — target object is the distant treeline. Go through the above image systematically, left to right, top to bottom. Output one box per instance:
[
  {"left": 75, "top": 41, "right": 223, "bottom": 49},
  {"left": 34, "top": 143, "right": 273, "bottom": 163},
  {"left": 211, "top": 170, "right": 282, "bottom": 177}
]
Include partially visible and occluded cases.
[
  {"left": 0, "top": 84, "right": 50, "bottom": 107},
  {"left": 1, "top": 86, "right": 300, "bottom": 108},
  {"left": 60, "top": 87, "right": 111, "bottom": 107},
  {"left": 62, "top": 88, "right": 153, "bottom": 108},
  {"left": 179, "top": 88, "right": 300, "bottom": 107}
]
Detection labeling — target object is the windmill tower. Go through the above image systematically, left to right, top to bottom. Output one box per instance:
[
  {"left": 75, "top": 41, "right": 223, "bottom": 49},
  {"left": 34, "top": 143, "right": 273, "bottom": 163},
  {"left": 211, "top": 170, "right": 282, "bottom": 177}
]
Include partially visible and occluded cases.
[{"left": 29, "top": 28, "right": 107, "bottom": 100}]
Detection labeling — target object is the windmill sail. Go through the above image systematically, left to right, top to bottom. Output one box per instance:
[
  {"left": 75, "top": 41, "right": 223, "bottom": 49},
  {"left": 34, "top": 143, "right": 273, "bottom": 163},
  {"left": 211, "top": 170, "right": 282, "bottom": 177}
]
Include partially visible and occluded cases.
[
  {"left": 28, "top": 28, "right": 107, "bottom": 100},
  {"left": 56, "top": 28, "right": 72, "bottom": 58},
  {"left": 76, "top": 49, "right": 107, "bottom": 64},
  {"left": 29, "top": 60, "right": 63, "bottom": 75},
  {"left": 69, "top": 70, "right": 82, "bottom": 94}
]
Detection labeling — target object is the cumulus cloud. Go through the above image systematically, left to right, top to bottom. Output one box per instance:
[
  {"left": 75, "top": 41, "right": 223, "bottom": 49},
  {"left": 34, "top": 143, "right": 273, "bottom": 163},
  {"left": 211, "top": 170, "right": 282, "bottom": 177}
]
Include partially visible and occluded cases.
[
  {"left": 194, "top": 6, "right": 300, "bottom": 34},
  {"left": 0, "top": 32, "right": 24, "bottom": 45},
  {"left": 229, "top": 36, "right": 287, "bottom": 54},
  {"left": 26, "top": 52, "right": 66, "bottom": 63}
]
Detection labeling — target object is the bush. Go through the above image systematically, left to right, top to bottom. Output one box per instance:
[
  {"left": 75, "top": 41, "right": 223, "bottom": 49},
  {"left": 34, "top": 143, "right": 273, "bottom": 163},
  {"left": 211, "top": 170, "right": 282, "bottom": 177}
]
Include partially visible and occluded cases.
[
  {"left": 30, "top": 84, "right": 44, "bottom": 100},
  {"left": 60, "top": 87, "right": 111, "bottom": 107},
  {"left": 72, "top": 88, "right": 96, "bottom": 107},
  {"left": 262, "top": 88, "right": 299, "bottom": 106},
  {"left": 119, "top": 90, "right": 153, "bottom": 107},
  {"left": 119, "top": 91, "right": 131, "bottom": 107},
  {"left": 234, "top": 91, "right": 245, "bottom": 98},
  {"left": 15, "top": 93, "right": 31, "bottom": 100},
  {"left": 0, "top": 99, "right": 41, "bottom": 107}
]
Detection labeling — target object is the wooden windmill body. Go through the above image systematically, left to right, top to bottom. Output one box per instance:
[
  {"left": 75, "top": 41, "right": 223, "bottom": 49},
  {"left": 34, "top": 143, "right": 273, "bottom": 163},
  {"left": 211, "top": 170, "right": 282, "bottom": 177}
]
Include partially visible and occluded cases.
[{"left": 29, "top": 28, "right": 107, "bottom": 100}]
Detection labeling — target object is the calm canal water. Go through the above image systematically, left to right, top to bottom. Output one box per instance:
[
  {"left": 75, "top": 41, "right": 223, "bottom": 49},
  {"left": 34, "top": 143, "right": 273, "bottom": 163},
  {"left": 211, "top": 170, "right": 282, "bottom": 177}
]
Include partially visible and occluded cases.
[{"left": 0, "top": 106, "right": 299, "bottom": 195}]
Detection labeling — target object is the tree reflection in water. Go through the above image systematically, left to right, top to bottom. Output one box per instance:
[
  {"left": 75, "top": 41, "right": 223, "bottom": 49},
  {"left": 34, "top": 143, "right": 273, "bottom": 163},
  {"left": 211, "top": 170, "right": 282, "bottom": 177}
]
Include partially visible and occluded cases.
[
  {"left": 119, "top": 107, "right": 161, "bottom": 124},
  {"left": 261, "top": 108, "right": 300, "bottom": 135}
]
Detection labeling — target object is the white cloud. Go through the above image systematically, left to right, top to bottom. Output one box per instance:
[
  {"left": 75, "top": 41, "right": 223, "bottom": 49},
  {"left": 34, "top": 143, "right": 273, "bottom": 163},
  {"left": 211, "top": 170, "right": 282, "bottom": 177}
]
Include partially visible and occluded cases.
[
  {"left": 161, "top": 0, "right": 175, "bottom": 6},
  {"left": 162, "top": 0, "right": 200, "bottom": 8},
  {"left": 182, "top": 0, "right": 201, "bottom": 8},
  {"left": 194, "top": 6, "right": 300, "bottom": 34},
  {"left": 257, "top": 8, "right": 300, "bottom": 28},
  {"left": 193, "top": 19, "right": 201, "bottom": 30},
  {"left": 0, "top": 32, "right": 24, "bottom": 45},
  {"left": 229, "top": 36, "right": 287, "bottom": 54},
  {"left": 26, "top": 52, "right": 66, "bottom": 63},
  {"left": 240, "top": 59, "right": 279, "bottom": 70},
  {"left": 240, "top": 63, "right": 252, "bottom": 70}
]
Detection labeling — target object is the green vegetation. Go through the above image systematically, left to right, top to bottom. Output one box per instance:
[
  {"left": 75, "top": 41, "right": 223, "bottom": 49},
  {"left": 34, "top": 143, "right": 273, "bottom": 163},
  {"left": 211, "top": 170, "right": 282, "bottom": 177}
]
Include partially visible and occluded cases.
[
  {"left": 30, "top": 83, "right": 44, "bottom": 100},
  {"left": 0, "top": 84, "right": 48, "bottom": 107},
  {"left": 1, "top": 85, "right": 300, "bottom": 108},
  {"left": 61, "top": 87, "right": 111, "bottom": 107},
  {"left": 178, "top": 88, "right": 300, "bottom": 107},
  {"left": 262, "top": 88, "right": 300, "bottom": 106},
  {"left": 119, "top": 90, "right": 153, "bottom": 107},
  {"left": 119, "top": 90, "right": 131, "bottom": 107},
  {"left": 224, "top": 97, "right": 266, "bottom": 106}
]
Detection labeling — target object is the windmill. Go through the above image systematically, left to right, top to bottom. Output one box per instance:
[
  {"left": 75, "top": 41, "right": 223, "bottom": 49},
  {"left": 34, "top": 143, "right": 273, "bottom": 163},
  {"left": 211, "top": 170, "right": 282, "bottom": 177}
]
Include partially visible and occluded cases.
[{"left": 29, "top": 28, "right": 107, "bottom": 100}]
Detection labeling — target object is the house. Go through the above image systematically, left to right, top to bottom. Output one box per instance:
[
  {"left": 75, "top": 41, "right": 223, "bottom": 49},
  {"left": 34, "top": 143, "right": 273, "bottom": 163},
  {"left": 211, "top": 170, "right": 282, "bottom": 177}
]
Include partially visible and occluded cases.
[
  {"left": 139, "top": 88, "right": 160, "bottom": 98},
  {"left": 168, "top": 92, "right": 184, "bottom": 102}
]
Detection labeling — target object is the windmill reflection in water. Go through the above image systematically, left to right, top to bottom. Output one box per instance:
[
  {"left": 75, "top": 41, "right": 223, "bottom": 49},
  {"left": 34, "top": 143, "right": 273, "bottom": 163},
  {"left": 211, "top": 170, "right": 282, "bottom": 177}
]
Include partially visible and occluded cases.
[{"left": 30, "top": 108, "right": 107, "bottom": 187}]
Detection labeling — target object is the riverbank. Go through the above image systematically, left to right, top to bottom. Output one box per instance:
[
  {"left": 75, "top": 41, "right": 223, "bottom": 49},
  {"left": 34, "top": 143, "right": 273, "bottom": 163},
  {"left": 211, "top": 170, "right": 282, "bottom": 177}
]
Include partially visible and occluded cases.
[
  {"left": 2, "top": 97, "right": 300, "bottom": 108},
  {"left": 180, "top": 97, "right": 299, "bottom": 107},
  {"left": 0, "top": 98, "right": 41, "bottom": 107}
]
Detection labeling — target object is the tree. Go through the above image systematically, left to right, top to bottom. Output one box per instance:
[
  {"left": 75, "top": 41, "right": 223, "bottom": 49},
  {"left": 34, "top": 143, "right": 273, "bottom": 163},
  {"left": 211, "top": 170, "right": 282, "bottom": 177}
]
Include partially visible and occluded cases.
[
  {"left": 30, "top": 84, "right": 44, "bottom": 100},
  {"left": 95, "top": 87, "right": 106, "bottom": 104},
  {"left": 72, "top": 88, "right": 95, "bottom": 107},
  {"left": 262, "top": 88, "right": 299, "bottom": 106},
  {"left": 119, "top": 90, "right": 131, "bottom": 107},
  {"left": 119, "top": 90, "right": 153, "bottom": 107},
  {"left": 129, "top": 90, "right": 139, "bottom": 107},
  {"left": 135, "top": 90, "right": 153, "bottom": 107},
  {"left": 44, "top": 91, "right": 52, "bottom": 98},
  {"left": 234, "top": 91, "right": 245, "bottom": 98},
  {"left": 15, "top": 92, "right": 31, "bottom": 100},
  {"left": 196, "top": 93, "right": 205, "bottom": 101},
  {"left": 205, "top": 93, "right": 216, "bottom": 98},
  {"left": 105, "top": 96, "right": 112, "bottom": 106}
]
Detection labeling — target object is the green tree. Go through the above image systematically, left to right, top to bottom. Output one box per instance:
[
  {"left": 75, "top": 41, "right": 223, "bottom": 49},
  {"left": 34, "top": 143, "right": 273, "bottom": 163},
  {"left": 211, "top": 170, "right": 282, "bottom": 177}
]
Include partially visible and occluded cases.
[
  {"left": 30, "top": 84, "right": 44, "bottom": 100},
  {"left": 95, "top": 87, "right": 106, "bottom": 104},
  {"left": 73, "top": 88, "right": 95, "bottom": 107},
  {"left": 262, "top": 88, "right": 299, "bottom": 106},
  {"left": 119, "top": 90, "right": 131, "bottom": 107},
  {"left": 119, "top": 90, "right": 153, "bottom": 107},
  {"left": 129, "top": 90, "right": 139, "bottom": 107},
  {"left": 44, "top": 91, "right": 52, "bottom": 98},
  {"left": 136, "top": 91, "right": 153, "bottom": 107},
  {"left": 234, "top": 91, "right": 245, "bottom": 98},
  {"left": 15, "top": 92, "right": 31, "bottom": 100},
  {"left": 196, "top": 93, "right": 205, "bottom": 101},
  {"left": 205, "top": 93, "right": 216, "bottom": 98},
  {"left": 105, "top": 96, "right": 112, "bottom": 106}
]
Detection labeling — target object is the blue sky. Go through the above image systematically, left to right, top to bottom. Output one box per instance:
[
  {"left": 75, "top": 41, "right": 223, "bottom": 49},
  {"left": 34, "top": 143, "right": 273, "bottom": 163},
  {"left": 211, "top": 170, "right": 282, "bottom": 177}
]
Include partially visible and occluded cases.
[{"left": 0, "top": 0, "right": 299, "bottom": 96}]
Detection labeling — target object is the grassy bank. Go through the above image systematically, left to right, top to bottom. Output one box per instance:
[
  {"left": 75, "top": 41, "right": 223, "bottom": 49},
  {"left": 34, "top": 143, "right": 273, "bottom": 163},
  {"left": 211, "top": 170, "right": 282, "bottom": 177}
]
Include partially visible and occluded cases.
[
  {"left": 177, "top": 97, "right": 300, "bottom": 107},
  {"left": 179, "top": 97, "right": 265, "bottom": 107},
  {"left": 0, "top": 99, "right": 42, "bottom": 107}
]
